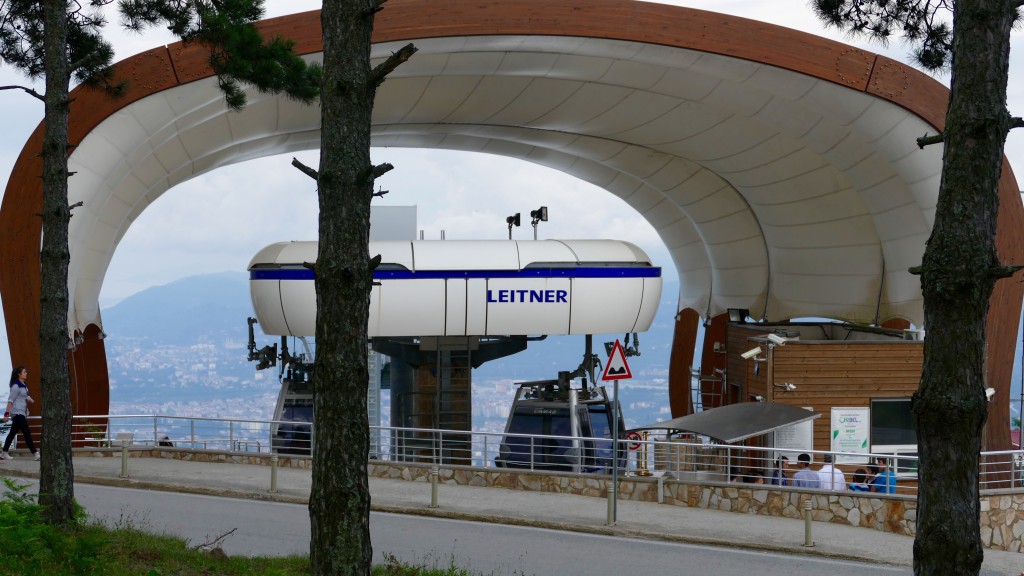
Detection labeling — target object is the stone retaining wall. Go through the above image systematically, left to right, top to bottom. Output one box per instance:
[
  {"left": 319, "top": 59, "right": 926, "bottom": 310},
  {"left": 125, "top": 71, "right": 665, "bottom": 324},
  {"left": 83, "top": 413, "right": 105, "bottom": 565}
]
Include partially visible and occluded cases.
[
  {"left": 74, "top": 448, "right": 1022, "bottom": 551},
  {"left": 368, "top": 461, "right": 1021, "bottom": 552}
]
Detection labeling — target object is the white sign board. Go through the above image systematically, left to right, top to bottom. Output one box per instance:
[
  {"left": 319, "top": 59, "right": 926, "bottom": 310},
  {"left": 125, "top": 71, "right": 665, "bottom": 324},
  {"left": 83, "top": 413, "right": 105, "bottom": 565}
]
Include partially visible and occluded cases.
[
  {"left": 774, "top": 406, "right": 814, "bottom": 461},
  {"left": 831, "top": 407, "right": 870, "bottom": 464}
]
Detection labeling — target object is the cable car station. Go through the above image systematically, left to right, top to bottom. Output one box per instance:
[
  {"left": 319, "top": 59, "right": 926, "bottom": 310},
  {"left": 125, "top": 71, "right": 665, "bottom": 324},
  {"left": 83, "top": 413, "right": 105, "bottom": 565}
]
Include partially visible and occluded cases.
[{"left": 1, "top": 0, "right": 1022, "bottom": 463}]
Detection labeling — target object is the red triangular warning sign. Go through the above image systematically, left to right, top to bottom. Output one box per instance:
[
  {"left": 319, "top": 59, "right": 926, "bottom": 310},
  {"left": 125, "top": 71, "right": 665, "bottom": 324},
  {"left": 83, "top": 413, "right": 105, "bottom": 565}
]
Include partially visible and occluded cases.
[{"left": 602, "top": 339, "right": 632, "bottom": 381}]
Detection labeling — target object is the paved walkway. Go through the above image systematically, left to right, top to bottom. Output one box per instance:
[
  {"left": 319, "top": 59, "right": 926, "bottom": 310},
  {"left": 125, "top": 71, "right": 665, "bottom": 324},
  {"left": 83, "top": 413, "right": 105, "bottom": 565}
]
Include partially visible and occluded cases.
[{"left": 1, "top": 454, "right": 1021, "bottom": 574}]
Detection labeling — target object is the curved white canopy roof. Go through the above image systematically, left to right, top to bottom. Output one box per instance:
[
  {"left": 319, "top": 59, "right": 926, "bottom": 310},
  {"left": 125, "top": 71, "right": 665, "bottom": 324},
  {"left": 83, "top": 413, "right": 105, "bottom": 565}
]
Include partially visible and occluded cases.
[{"left": 65, "top": 34, "right": 944, "bottom": 334}]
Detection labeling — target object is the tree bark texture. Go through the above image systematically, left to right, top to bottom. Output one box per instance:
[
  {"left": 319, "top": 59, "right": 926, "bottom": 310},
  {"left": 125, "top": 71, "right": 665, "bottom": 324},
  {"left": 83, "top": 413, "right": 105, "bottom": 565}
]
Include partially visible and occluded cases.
[
  {"left": 37, "top": 0, "right": 76, "bottom": 526},
  {"left": 310, "top": 0, "right": 376, "bottom": 574},
  {"left": 912, "top": 1, "right": 1017, "bottom": 574}
]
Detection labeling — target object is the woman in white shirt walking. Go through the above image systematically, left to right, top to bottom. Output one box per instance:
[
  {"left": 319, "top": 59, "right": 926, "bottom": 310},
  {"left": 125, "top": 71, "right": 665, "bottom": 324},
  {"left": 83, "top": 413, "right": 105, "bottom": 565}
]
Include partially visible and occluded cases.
[{"left": 1, "top": 366, "right": 38, "bottom": 460}]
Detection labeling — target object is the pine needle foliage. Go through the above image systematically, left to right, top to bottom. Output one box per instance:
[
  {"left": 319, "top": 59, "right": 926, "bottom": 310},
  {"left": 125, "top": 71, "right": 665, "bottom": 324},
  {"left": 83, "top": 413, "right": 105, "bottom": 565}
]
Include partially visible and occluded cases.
[
  {"left": 0, "top": 0, "right": 119, "bottom": 94},
  {"left": 119, "top": 0, "right": 322, "bottom": 109},
  {"left": 812, "top": 0, "right": 954, "bottom": 70}
]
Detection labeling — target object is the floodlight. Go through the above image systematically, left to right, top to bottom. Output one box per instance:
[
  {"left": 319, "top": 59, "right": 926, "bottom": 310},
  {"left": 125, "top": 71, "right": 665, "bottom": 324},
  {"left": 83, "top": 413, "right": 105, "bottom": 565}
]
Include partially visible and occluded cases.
[
  {"left": 529, "top": 206, "right": 548, "bottom": 240},
  {"left": 506, "top": 213, "right": 521, "bottom": 239},
  {"left": 767, "top": 333, "right": 787, "bottom": 345},
  {"left": 741, "top": 346, "right": 762, "bottom": 360},
  {"left": 773, "top": 382, "right": 797, "bottom": 391},
  {"left": 986, "top": 387, "right": 996, "bottom": 401}
]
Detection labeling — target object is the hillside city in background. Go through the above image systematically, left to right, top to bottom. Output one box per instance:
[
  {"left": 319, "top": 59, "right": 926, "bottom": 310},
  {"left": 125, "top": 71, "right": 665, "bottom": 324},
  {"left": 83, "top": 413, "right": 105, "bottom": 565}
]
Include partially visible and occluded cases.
[
  {"left": 102, "top": 272, "right": 680, "bottom": 433},
  {"left": 102, "top": 272, "right": 1024, "bottom": 433}
]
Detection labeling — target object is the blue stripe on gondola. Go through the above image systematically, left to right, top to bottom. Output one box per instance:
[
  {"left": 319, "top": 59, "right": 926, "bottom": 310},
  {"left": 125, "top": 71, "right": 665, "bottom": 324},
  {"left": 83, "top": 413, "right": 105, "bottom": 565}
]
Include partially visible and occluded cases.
[{"left": 250, "top": 267, "right": 661, "bottom": 281}]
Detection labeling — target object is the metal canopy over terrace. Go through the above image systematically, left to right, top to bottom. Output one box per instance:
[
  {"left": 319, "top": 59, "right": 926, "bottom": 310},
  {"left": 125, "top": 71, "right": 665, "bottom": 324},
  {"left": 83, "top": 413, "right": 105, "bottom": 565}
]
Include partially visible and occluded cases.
[{"left": 631, "top": 402, "right": 821, "bottom": 444}]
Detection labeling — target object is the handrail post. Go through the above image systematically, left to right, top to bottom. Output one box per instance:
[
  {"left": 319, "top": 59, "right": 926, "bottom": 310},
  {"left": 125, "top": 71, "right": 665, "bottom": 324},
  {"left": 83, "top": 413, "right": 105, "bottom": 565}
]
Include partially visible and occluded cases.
[
  {"left": 190, "top": 419, "right": 196, "bottom": 449},
  {"left": 119, "top": 440, "right": 129, "bottom": 479},
  {"left": 270, "top": 455, "right": 279, "bottom": 493},
  {"left": 429, "top": 465, "right": 439, "bottom": 508},
  {"left": 606, "top": 476, "right": 615, "bottom": 526},
  {"left": 802, "top": 499, "right": 814, "bottom": 547}
]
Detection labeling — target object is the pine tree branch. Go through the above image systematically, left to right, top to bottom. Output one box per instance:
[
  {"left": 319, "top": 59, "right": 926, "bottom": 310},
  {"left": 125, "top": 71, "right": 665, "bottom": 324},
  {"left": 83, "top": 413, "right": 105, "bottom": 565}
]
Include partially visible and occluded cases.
[
  {"left": 364, "top": 0, "right": 387, "bottom": 17},
  {"left": 368, "top": 43, "right": 417, "bottom": 89},
  {"left": 0, "top": 85, "right": 45, "bottom": 102},
  {"left": 1011, "top": 117, "right": 1024, "bottom": 130},
  {"left": 917, "top": 132, "right": 944, "bottom": 148},
  {"left": 291, "top": 157, "right": 319, "bottom": 181},
  {"left": 362, "top": 163, "right": 394, "bottom": 185},
  {"left": 373, "top": 186, "right": 389, "bottom": 198},
  {"left": 69, "top": 201, "right": 84, "bottom": 211},
  {"left": 370, "top": 254, "right": 383, "bottom": 285},
  {"left": 993, "top": 264, "right": 1024, "bottom": 279}
]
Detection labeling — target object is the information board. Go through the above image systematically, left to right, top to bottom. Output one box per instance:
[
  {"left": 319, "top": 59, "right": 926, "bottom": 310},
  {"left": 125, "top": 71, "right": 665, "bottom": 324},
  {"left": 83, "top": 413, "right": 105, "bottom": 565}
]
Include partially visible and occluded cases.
[
  {"left": 774, "top": 406, "right": 814, "bottom": 461},
  {"left": 831, "top": 407, "right": 870, "bottom": 464}
]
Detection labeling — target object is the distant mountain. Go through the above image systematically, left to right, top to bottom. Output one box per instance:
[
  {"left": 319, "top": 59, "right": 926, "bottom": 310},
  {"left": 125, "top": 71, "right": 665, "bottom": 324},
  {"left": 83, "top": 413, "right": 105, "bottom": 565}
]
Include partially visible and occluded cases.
[
  {"left": 102, "top": 271, "right": 680, "bottom": 367},
  {"left": 102, "top": 272, "right": 252, "bottom": 345}
]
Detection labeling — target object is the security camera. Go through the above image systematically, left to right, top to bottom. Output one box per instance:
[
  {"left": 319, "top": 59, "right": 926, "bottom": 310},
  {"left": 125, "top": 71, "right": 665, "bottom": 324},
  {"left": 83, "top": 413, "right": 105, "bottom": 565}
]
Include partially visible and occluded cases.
[
  {"left": 767, "top": 333, "right": 788, "bottom": 345},
  {"left": 741, "top": 346, "right": 762, "bottom": 360},
  {"left": 986, "top": 388, "right": 996, "bottom": 401}
]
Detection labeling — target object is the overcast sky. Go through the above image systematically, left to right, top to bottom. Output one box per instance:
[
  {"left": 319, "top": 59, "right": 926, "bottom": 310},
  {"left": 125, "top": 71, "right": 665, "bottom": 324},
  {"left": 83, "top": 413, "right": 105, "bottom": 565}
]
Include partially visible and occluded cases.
[{"left": 0, "top": 1, "right": 1021, "bottom": 380}]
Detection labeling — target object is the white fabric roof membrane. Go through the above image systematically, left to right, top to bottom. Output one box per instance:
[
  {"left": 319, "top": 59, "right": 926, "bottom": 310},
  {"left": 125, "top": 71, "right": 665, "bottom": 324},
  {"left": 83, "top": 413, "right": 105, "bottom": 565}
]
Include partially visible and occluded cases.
[{"left": 66, "top": 35, "right": 943, "bottom": 334}]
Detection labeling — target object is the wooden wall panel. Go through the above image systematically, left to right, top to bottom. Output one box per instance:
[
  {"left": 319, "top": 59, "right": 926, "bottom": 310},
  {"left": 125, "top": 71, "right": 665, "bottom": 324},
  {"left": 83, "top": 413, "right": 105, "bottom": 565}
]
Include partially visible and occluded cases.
[
  {"left": 726, "top": 325, "right": 765, "bottom": 405},
  {"left": 771, "top": 342, "right": 924, "bottom": 453}
]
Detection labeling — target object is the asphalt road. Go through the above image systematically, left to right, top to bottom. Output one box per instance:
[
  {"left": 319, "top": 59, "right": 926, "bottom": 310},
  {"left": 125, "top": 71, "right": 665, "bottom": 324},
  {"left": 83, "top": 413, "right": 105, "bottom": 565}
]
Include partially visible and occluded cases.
[{"left": 66, "top": 483, "right": 911, "bottom": 575}]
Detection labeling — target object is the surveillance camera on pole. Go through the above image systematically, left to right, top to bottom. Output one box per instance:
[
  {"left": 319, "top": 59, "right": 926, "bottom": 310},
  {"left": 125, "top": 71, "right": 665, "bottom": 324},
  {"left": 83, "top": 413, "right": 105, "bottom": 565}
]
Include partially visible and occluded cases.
[{"left": 741, "top": 346, "right": 762, "bottom": 360}]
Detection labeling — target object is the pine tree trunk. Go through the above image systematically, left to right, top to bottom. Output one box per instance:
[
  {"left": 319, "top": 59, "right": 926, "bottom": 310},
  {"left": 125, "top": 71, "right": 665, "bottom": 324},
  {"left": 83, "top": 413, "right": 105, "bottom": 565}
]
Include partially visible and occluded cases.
[
  {"left": 37, "top": 0, "right": 76, "bottom": 526},
  {"left": 310, "top": 0, "right": 376, "bottom": 573},
  {"left": 912, "top": 1, "right": 1017, "bottom": 574}
]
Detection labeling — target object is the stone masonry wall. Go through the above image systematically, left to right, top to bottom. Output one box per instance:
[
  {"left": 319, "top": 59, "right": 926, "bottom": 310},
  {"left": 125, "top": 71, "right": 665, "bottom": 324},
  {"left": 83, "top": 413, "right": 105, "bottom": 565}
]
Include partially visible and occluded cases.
[
  {"left": 74, "top": 448, "right": 1021, "bottom": 551},
  {"left": 367, "top": 460, "right": 1021, "bottom": 552}
]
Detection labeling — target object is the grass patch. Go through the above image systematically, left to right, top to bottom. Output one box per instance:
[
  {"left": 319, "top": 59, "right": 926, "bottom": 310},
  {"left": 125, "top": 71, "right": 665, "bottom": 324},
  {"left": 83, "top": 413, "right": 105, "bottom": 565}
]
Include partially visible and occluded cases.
[
  {"left": 0, "top": 476, "right": 309, "bottom": 575},
  {"left": 0, "top": 478, "right": 528, "bottom": 576},
  {"left": 372, "top": 551, "right": 532, "bottom": 576}
]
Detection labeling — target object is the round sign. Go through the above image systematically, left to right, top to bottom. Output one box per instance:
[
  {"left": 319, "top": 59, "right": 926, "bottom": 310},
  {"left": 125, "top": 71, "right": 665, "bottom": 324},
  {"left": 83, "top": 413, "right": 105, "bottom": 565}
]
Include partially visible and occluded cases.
[{"left": 625, "top": 431, "right": 643, "bottom": 450}]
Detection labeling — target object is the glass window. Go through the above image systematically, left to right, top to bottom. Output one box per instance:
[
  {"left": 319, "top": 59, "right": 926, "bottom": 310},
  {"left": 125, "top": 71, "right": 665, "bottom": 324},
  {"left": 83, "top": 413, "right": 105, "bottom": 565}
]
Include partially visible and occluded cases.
[
  {"left": 870, "top": 398, "right": 917, "bottom": 446},
  {"left": 504, "top": 412, "right": 547, "bottom": 456}
]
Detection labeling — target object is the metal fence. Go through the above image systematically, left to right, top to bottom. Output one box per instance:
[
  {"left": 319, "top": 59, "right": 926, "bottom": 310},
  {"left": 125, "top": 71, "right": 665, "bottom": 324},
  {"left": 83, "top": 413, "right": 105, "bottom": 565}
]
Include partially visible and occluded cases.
[{"left": 33, "top": 414, "right": 1024, "bottom": 494}]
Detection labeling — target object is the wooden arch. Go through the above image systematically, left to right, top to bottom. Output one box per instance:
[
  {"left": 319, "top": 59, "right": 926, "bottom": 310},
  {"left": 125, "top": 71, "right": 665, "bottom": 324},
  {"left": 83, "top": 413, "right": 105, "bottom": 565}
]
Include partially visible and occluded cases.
[{"left": 1, "top": 0, "right": 1020, "bottom": 448}]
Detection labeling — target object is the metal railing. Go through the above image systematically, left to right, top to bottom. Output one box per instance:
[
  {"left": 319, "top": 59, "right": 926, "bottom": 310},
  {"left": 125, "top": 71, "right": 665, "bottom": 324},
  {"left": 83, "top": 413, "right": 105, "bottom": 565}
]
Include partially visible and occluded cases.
[{"left": 27, "top": 414, "right": 1024, "bottom": 495}]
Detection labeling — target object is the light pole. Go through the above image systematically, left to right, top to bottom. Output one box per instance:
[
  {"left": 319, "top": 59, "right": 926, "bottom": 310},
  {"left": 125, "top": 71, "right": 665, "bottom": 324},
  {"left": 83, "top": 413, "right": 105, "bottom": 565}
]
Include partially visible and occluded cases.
[
  {"left": 530, "top": 206, "right": 548, "bottom": 240},
  {"left": 505, "top": 213, "right": 520, "bottom": 239}
]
